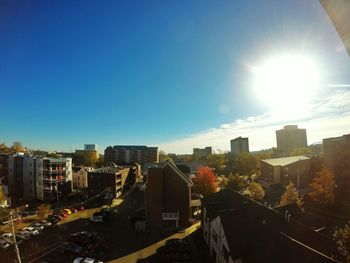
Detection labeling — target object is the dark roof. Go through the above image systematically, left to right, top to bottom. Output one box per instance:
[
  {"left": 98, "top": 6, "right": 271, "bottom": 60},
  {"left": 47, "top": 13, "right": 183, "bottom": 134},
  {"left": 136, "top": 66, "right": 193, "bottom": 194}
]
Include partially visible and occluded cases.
[
  {"left": 202, "top": 189, "right": 257, "bottom": 219},
  {"left": 213, "top": 197, "right": 337, "bottom": 262}
]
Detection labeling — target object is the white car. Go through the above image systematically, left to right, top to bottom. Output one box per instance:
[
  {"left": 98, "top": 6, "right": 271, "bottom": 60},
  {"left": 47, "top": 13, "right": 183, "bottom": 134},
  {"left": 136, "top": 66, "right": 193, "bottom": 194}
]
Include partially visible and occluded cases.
[
  {"left": 39, "top": 220, "right": 52, "bottom": 227},
  {"left": 30, "top": 222, "right": 45, "bottom": 230},
  {"left": 22, "top": 227, "right": 39, "bottom": 236},
  {"left": 0, "top": 238, "right": 10, "bottom": 249},
  {"left": 73, "top": 257, "right": 103, "bottom": 263}
]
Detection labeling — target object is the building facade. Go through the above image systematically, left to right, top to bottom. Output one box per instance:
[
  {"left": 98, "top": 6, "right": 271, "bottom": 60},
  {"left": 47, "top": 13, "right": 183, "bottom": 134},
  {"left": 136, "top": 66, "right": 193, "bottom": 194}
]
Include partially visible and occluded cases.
[
  {"left": 276, "top": 125, "right": 307, "bottom": 153},
  {"left": 230, "top": 137, "right": 249, "bottom": 155},
  {"left": 84, "top": 144, "right": 98, "bottom": 152},
  {"left": 104, "top": 145, "right": 158, "bottom": 165},
  {"left": 193, "top": 147, "right": 212, "bottom": 158},
  {"left": 260, "top": 156, "right": 310, "bottom": 187},
  {"left": 35, "top": 157, "right": 72, "bottom": 201},
  {"left": 145, "top": 160, "right": 193, "bottom": 229},
  {"left": 72, "top": 167, "right": 90, "bottom": 189},
  {"left": 87, "top": 167, "right": 130, "bottom": 198},
  {"left": 202, "top": 189, "right": 337, "bottom": 263}
]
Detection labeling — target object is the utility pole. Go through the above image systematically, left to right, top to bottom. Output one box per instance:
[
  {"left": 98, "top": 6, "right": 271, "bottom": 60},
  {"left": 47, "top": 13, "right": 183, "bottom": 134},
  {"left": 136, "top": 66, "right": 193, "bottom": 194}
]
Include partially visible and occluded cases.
[{"left": 8, "top": 210, "right": 21, "bottom": 263}]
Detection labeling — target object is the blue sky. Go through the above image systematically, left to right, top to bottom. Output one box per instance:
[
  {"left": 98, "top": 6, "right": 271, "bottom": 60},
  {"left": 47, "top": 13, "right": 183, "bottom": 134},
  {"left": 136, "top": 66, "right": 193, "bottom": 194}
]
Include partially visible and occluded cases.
[{"left": 1, "top": 0, "right": 350, "bottom": 153}]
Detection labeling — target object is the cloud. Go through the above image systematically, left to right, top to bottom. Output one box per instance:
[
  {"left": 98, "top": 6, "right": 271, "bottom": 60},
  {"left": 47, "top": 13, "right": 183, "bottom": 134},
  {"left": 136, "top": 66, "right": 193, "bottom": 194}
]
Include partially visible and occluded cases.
[{"left": 159, "top": 89, "right": 350, "bottom": 154}]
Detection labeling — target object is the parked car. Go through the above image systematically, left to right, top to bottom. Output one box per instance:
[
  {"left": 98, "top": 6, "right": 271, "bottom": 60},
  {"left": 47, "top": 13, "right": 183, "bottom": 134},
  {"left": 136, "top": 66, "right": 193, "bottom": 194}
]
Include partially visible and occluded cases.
[
  {"left": 64, "top": 209, "right": 72, "bottom": 215},
  {"left": 47, "top": 215, "right": 60, "bottom": 224},
  {"left": 89, "top": 216, "right": 105, "bottom": 223},
  {"left": 39, "top": 220, "right": 52, "bottom": 227},
  {"left": 30, "top": 222, "right": 45, "bottom": 230},
  {"left": 22, "top": 227, "right": 40, "bottom": 236},
  {"left": 17, "top": 230, "right": 31, "bottom": 240},
  {"left": 68, "top": 231, "right": 94, "bottom": 246},
  {"left": 0, "top": 238, "right": 10, "bottom": 249},
  {"left": 61, "top": 241, "right": 82, "bottom": 254},
  {"left": 73, "top": 257, "right": 103, "bottom": 263}
]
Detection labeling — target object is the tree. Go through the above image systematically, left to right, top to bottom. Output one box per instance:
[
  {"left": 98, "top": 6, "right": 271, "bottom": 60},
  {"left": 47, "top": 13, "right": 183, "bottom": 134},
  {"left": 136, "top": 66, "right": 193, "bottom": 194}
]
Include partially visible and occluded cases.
[
  {"left": 10, "top": 141, "right": 25, "bottom": 153},
  {"left": 0, "top": 143, "right": 10, "bottom": 154},
  {"left": 289, "top": 147, "right": 311, "bottom": 157},
  {"left": 159, "top": 150, "right": 173, "bottom": 162},
  {"left": 73, "top": 151, "right": 98, "bottom": 167},
  {"left": 206, "top": 153, "right": 228, "bottom": 175},
  {"left": 237, "top": 153, "right": 257, "bottom": 176},
  {"left": 193, "top": 167, "right": 217, "bottom": 196},
  {"left": 309, "top": 167, "right": 335, "bottom": 205},
  {"left": 226, "top": 173, "right": 246, "bottom": 191},
  {"left": 217, "top": 175, "right": 229, "bottom": 189},
  {"left": 277, "top": 181, "right": 303, "bottom": 209},
  {"left": 244, "top": 182, "right": 265, "bottom": 200},
  {"left": 37, "top": 203, "right": 51, "bottom": 219},
  {"left": 334, "top": 221, "right": 350, "bottom": 262}
]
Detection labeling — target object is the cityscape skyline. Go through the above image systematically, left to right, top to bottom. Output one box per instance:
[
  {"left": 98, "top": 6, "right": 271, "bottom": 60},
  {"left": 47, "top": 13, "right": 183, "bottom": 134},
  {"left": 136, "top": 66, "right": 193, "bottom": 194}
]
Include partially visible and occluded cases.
[{"left": 1, "top": 0, "right": 350, "bottom": 154}]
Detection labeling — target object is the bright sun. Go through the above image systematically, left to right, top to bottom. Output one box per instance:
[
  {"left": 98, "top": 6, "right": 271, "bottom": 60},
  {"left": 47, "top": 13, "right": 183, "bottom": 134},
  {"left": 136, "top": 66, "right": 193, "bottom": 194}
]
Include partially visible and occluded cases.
[{"left": 253, "top": 54, "right": 320, "bottom": 115}]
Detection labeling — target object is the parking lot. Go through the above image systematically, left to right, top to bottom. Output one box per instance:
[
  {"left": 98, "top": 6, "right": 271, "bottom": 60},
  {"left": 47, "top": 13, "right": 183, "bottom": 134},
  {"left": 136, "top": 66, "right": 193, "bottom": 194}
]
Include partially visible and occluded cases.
[{"left": 1, "top": 187, "right": 213, "bottom": 263}]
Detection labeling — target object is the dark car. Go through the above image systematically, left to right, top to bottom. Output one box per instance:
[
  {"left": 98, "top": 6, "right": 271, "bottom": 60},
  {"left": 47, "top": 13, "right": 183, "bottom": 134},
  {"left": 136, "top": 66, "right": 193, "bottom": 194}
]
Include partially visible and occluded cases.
[
  {"left": 47, "top": 215, "right": 60, "bottom": 224},
  {"left": 68, "top": 231, "right": 94, "bottom": 246},
  {"left": 61, "top": 241, "right": 82, "bottom": 254}
]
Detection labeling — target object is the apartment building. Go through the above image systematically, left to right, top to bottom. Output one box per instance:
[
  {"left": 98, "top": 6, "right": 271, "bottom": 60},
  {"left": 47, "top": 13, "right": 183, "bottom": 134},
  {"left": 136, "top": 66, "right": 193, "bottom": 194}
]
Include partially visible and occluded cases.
[
  {"left": 276, "top": 125, "right": 307, "bottom": 153},
  {"left": 230, "top": 137, "right": 249, "bottom": 155},
  {"left": 104, "top": 145, "right": 158, "bottom": 165},
  {"left": 193, "top": 147, "right": 212, "bottom": 158},
  {"left": 0, "top": 154, "right": 72, "bottom": 203},
  {"left": 35, "top": 157, "right": 73, "bottom": 201},
  {"left": 145, "top": 160, "right": 194, "bottom": 229},
  {"left": 72, "top": 167, "right": 91, "bottom": 189},
  {"left": 87, "top": 167, "right": 130, "bottom": 198}
]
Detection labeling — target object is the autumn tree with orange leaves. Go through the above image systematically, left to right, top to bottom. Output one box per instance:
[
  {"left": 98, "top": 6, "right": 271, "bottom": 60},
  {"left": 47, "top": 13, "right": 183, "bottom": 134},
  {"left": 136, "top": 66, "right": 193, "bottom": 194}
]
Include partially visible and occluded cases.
[
  {"left": 193, "top": 167, "right": 217, "bottom": 196},
  {"left": 309, "top": 167, "right": 335, "bottom": 206}
]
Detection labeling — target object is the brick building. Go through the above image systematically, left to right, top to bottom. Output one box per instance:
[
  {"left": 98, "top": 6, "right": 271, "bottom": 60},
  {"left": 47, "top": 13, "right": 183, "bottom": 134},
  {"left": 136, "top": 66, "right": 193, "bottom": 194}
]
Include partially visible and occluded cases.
[{"left": 145, "top": 160, "right": 193, "bottom": 229}]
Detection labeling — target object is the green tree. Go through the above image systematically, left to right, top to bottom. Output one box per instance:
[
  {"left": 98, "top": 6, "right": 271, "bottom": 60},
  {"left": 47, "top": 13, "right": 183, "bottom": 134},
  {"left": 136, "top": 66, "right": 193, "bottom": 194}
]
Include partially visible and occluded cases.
[
  {"left": 290, "top": 147, "right": 311, "bottom": 157},
  {"left": 73, "top": 151, "right": 98, "bottom": 167},
  {"left": 206, "top": 153, "right": 228, "bottom": 175},
  {"left": 237, "top": 153, "right": 257, "bottom": 176},
  {"left": 193, "top": 167, "right": 217, "bottom": 196},
  {"left": 309, "top": 167, "right": 335, "bottom": 205},
  {"left": 226, "top": 173, "right": 246, "bottom": 191},
  {"left": 217, "top": 175, "right": 229, "bottom": 189},
  {"left": 277, "top": 181, "right": 303, "bottom": 209},
  {"left": 244, "top": 182, "right": 265, "bottom": 200},
  {"left": 0, "top": 186, "right": 9, "bottom": 223},
  {"left": 334, "top": 221, "right": 350, "bottom": 262}
]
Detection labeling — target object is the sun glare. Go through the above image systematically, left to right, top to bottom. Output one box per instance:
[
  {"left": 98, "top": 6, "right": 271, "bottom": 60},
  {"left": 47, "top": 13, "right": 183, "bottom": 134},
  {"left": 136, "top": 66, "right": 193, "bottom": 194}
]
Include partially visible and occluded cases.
[{"left": 253, "top": 54, "right": 320, "bottom": 116}]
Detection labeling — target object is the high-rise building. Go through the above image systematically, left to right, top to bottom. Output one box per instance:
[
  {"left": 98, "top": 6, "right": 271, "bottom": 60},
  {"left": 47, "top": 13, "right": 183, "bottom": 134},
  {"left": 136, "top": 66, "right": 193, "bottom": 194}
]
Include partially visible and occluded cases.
[
  {"left": 276, "top": 125, "right": 307, "bottom": 153},
  {"left": 230, "top": 137, "right": 249, "bottom": 155},
  {"left": 84, "top": 144, "right": 98, "bottom": 152},
  {"left": 104, "top": 145, "right": 158, "bottom": 165},
  {"left": 193, "top": 147, "right": 212, "bottom": 158}
]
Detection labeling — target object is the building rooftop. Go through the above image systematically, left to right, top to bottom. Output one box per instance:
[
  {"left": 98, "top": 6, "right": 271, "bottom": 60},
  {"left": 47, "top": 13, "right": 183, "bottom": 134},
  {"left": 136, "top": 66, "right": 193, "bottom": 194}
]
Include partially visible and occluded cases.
[{"left": 262, "top": 156, "right": 309, "bottom": 167}]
